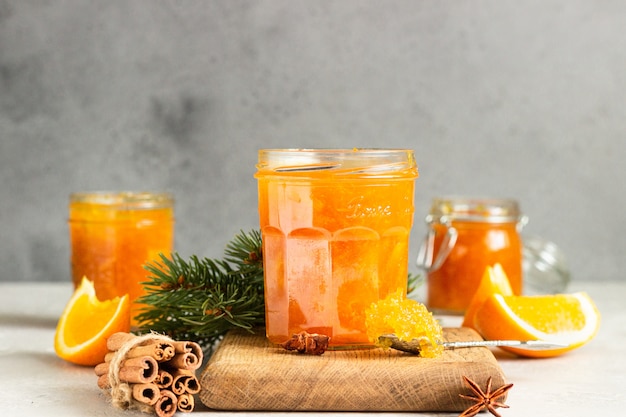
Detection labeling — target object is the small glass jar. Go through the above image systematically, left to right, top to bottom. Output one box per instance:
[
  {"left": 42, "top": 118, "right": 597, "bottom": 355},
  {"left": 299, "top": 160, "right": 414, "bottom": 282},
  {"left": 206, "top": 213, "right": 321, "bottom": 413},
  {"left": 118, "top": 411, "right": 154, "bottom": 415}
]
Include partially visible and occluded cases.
[
  {"left": 255, "top": 149, "right": 419, "bottom": 348},
  {"left": 68, "top": 192, "right": 174, "bottom": 323},
  {"left": 417, "top": 197, "right": 526, "bottom": 314},
  {"left": 522, "top": 236, "right": 570, "bottom": 295}
]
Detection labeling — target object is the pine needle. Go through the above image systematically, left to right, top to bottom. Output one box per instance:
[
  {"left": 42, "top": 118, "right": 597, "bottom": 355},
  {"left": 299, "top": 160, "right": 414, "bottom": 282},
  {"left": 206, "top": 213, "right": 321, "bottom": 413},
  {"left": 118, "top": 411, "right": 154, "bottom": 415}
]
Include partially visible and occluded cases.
[{"left": 134, "top": 230, "right": 265, "bottom": 350}]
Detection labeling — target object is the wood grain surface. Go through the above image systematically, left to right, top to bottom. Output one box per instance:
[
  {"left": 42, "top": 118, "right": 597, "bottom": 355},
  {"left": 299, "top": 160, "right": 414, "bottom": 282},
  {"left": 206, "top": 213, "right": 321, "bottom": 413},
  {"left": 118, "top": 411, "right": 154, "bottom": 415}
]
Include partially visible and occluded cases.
[{"left": 200, "top": 327, "right": 507, "bottom": 412}]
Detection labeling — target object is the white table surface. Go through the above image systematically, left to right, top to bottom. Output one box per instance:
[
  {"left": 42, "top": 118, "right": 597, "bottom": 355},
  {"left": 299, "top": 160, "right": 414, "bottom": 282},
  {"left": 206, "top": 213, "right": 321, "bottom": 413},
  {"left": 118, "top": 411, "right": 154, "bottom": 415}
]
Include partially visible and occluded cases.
[{"left": 1, "top": 280, "right": 624, "bottom": 417}]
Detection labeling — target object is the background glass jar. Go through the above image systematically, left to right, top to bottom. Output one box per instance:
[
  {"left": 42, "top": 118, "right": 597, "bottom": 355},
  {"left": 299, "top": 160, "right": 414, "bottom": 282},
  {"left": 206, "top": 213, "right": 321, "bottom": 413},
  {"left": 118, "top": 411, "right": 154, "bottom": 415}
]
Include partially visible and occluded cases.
[
  {"left": 255, "top": 149, "right": 418, "bottom": 348},
  {"left": 68, "top": 192, "right": 174, "bottom": 324},
  {"left": 417, "top": 197, "right": 526, "bottom": 314},
  {"left": 522, "top": 236, "right": 570, "bottom": 295}
]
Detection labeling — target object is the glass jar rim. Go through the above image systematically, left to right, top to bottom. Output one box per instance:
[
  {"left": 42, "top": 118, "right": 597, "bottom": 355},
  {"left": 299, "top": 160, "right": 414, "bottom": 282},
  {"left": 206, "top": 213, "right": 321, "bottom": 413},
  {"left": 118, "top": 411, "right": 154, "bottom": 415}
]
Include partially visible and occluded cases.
[
  {"left": 256, "top": 148, "right": 417, "bottom": 177},
  {"left": 69, "top": 191, "right": 174, "bottom": 209},
  {"left": 428, "top": 196, "right": 522, "bottom": 223}
]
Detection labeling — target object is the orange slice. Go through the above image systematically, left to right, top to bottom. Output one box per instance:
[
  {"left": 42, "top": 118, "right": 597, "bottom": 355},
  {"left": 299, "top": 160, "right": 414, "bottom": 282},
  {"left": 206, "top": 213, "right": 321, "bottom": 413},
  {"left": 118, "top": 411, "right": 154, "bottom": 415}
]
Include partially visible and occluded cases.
[
  {"left": 462, "top": 263, "right": 513, "bottom": 329},
  {"left": 54, "top": 277, "right": 130, "bottom": 366},
  {"left": 473, "top": 292, "right": 600, "bottom": 358}
]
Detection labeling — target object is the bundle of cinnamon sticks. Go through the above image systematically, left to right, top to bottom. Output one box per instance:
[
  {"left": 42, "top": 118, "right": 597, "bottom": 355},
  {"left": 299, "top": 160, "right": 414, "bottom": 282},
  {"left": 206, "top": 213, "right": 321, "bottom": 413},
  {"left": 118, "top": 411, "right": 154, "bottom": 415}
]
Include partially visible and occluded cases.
[{"left": 94, "top": 332, "right": 203, "bottom": 417}]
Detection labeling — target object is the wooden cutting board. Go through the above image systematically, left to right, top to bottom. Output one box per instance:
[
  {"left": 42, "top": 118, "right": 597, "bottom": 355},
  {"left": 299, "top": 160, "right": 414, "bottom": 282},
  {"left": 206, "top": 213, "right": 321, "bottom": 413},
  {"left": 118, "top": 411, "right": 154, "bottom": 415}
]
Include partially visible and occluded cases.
[{"left": 200, "top": 327, "right": 507, "bottom": 412}]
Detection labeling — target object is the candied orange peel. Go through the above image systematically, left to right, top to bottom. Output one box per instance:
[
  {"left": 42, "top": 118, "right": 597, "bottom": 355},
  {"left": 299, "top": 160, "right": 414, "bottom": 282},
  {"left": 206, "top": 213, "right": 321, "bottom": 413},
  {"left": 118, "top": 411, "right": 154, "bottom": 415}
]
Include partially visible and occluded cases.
[{"left": 365, "top": 289, "right": 444, "bottom": 358}]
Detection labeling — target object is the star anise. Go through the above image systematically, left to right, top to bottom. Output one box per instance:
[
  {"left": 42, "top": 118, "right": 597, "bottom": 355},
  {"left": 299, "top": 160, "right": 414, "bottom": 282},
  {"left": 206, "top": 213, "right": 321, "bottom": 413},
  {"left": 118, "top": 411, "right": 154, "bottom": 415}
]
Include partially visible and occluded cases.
[
  {"left": 280, "top": 331, "right": 330, "bottom": 355},
  {"left": 458, "top": 375, "right": 514, "bottom": 417}
]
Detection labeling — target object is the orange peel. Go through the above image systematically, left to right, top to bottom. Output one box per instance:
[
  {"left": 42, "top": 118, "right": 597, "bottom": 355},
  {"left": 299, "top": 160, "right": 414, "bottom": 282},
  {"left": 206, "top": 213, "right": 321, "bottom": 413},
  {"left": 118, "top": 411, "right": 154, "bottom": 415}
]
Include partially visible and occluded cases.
[{"left": 54, "top": 277, "right": 130, "bottom": 366}]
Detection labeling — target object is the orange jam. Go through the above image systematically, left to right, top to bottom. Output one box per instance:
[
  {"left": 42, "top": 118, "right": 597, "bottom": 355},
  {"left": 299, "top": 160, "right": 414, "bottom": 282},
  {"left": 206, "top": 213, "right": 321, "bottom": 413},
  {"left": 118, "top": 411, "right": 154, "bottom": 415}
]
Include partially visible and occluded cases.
[
  {"left": 255, "top": 149, "right": 418, "bottom": 347},
  {"left": 68, "top": 192, "right": 174, "bottom": 324},
  {"left": 417, "top": 197, "right": 525, "bottom": 314},
  {"left": 365, "top": 288, "right": 444, "bottom": 358}
]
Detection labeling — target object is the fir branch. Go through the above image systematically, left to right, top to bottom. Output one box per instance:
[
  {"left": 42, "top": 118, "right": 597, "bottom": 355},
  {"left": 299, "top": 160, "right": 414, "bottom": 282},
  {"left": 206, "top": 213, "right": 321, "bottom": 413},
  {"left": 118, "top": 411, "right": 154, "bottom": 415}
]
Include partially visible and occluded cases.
[
  {"left": 224, "top": 228, "right": 263, "bottom": 273},
  {"left": 134, "top": 230, "right": 265, "bottom": 349},
  {"left": 407, "top": 272, "right": 423, "bottom": 297}
]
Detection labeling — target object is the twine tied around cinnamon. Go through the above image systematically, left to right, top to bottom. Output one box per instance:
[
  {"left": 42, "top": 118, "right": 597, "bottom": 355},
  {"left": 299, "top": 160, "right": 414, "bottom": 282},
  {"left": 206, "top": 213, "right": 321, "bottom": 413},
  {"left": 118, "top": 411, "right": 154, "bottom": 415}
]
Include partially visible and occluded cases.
[{"left": 95, "top": 332, "right": 202, "bottom": 417}]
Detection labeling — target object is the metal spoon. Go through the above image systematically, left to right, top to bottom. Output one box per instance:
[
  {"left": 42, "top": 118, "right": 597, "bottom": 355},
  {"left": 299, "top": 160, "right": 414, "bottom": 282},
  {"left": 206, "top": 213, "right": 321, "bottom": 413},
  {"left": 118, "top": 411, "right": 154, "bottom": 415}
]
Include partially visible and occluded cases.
[{"left": 378, "top": 334, "right": 570, "bottom": 355}]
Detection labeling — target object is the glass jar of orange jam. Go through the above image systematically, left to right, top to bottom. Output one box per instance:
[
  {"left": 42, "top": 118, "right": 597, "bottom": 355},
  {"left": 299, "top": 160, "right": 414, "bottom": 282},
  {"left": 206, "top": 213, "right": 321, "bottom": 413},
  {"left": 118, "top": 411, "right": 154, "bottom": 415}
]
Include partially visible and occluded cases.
[
  {"left": 255, "top": 149, "right": 419, "bottom": 348},
  {"left": 68, "top": 192, "right": 174, "bottom": 323},
  {"left": 417, "top": 197, "right": 526, "bottom": 314}
]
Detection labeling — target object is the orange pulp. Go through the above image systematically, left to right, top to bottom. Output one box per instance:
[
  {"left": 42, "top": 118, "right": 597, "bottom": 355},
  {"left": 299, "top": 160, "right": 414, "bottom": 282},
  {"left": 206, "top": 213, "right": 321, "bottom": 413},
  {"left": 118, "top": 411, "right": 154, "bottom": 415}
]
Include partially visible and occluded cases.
[
  {"left": 257, "top": 154, "right": 418, "bottom": 347},
  {"left": 69, "top": 192, "right": 174, "bottom": 325},
  {"left": 427, "top": 221, "right": 522, "bottom": 313}
]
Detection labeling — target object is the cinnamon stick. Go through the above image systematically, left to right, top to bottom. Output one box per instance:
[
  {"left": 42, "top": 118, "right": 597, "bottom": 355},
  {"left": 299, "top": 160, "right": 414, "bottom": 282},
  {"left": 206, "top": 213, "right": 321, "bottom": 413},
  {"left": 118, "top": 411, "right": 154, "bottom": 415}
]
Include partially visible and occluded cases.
[
  {"left": 96, "top": 332, "right": 200, "bottom": 415},
  {"left": 107, "top": 332, "right": 137, "bottom": 351},
  {"left": 106, "top": 333, "right": 176, "bottom": 362},
  {"left": 172, "top": 341, "right": 203, "bottom": 359},
  {"left": 126, "top": 342, "right": 175, "bottom": 362},
  {"left": 104, "top": 351, "right": 115, "bottom": 363},
  {"left": 166, "top": 351, "right": 202, "bottom": 370},
  {"left": 95, "top": 356, "right": 158, "bottom": 388},
  {"left": 119, "top": 356, "right": 159, "bottom": 383},
  {"left": 94, "top": 362, "right": 108, "bottom": 377},
  {"left": 154, "top": 369, "right": 173, "bottom": 389},
  {"left": 170, "top": 369, "right": 200, "bottom": 395},
  {"left": 97, "top": 374, "right": 110, "bottom": 390},
  {"left": 132, "top": 383, "right": 160, "bottom": 406},
  {"left": 155, "top": 390, "right": 178, "bottom": 417},
  {"left": 176, "top": 393, "right": 194, "bottom": 413}
]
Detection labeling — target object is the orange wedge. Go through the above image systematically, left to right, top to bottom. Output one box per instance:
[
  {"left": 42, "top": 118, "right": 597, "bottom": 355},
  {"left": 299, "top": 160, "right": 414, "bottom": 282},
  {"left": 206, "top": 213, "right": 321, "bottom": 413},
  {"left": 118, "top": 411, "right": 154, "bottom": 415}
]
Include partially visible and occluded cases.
[
  {"left": 462, "top": 264, "right": 514, "bottom": 329},
  {"left": 54, "top": 277, "right": 130, "bottom": 366},
  {"left": 473, "top": 292, "right": 600, "bottom": 358}
]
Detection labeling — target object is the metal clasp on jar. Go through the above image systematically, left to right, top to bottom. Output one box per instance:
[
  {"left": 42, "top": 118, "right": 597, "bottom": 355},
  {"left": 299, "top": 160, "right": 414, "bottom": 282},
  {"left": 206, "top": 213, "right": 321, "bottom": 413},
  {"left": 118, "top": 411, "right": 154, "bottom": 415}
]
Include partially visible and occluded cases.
[
  {"left": 416, "top": 214, "right": 529, "bottom": 273},
  {"left": 416, "top": 214, "right": 458, "bottom": 273}
]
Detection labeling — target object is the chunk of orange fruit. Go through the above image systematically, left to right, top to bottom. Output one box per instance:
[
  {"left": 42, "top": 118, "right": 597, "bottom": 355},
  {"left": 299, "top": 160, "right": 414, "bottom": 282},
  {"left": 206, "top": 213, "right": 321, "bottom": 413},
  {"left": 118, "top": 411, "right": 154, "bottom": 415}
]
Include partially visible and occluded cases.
[
  {"left": 462, "top": 263, "right": 513, "bottom": 329},
  {"left": 54, "top": 277, "right": 130, "bottom": 366},
  {"left": 365, "top": 289, "right": 444, "bottom": 358},
  {"left": 473, "top": 292, "right": 600, "bottom": 358}
]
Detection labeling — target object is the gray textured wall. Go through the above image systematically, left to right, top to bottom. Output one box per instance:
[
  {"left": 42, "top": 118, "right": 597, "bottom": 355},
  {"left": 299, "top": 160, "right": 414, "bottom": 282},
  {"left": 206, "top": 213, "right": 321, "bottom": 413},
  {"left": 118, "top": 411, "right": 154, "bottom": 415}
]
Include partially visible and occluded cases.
[{"left": 1, "top": 0, "right": 624, "bottom": 283}]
